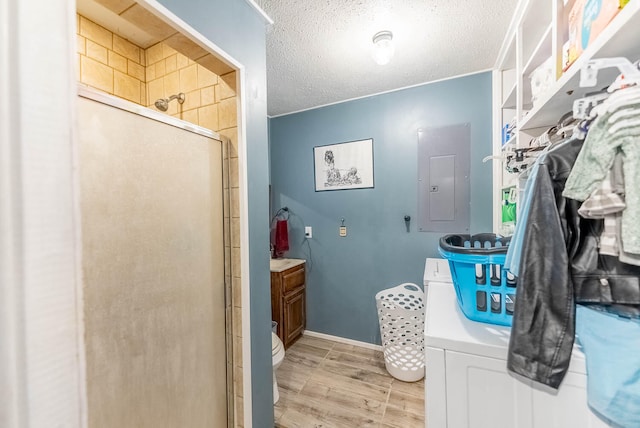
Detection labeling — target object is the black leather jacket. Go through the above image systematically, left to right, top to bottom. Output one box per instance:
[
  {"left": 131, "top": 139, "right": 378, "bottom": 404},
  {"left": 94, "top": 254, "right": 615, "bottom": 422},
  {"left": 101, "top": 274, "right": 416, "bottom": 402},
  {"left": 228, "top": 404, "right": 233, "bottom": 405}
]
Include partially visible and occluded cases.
[{"left": 507, "top": 138, "right": 640, "bottom": 389}]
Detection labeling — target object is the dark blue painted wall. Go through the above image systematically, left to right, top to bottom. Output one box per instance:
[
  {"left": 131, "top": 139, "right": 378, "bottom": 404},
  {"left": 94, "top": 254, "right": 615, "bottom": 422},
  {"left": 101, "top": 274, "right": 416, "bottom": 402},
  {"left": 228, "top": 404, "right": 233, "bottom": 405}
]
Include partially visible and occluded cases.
[
  {"left": 157, "top": 0, "right": 272, "bottom": 426},
  {"left": 269, "top": 72, "right": 493, "bottom": 344}
]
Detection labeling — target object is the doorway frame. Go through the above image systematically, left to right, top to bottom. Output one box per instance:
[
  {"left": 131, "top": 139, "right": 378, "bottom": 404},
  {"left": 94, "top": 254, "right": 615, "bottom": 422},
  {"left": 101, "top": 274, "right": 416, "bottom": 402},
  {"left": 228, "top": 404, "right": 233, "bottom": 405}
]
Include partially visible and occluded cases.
[{"left": 0, "top": 0, "right": 253, "bottom": 425}]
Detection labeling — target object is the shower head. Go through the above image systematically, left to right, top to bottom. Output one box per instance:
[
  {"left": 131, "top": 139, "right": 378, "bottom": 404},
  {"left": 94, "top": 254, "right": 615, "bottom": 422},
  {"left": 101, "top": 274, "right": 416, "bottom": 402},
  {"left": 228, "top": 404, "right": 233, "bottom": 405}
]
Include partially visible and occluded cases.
[{"left": 154, "top": 93, "right": 185, "bottom": 111}]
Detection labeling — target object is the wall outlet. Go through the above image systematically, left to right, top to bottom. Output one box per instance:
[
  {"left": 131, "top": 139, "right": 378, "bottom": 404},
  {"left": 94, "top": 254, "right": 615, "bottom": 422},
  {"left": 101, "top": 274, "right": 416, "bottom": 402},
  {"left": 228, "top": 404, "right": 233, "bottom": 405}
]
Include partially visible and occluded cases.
[
  {"left": 304, "top": 226, "right": 312, "bottom": 239},
  {"left": 339, "top": 226, "right": 347, "bottom": 237}
]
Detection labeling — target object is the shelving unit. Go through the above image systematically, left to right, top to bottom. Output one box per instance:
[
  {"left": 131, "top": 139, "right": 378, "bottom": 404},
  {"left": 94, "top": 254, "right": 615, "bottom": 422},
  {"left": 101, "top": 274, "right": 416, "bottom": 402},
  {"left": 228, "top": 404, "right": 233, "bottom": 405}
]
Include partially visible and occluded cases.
[{"left": 492, "top": 0, "right": 640, "bottom": 233}]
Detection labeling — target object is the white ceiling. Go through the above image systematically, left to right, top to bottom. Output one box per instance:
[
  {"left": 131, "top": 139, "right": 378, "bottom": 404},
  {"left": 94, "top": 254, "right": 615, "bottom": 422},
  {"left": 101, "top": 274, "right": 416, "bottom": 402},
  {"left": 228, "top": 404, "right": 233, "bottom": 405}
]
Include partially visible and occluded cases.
[{"left": 256, "top": 0, "right": 518, "bottom": 117}]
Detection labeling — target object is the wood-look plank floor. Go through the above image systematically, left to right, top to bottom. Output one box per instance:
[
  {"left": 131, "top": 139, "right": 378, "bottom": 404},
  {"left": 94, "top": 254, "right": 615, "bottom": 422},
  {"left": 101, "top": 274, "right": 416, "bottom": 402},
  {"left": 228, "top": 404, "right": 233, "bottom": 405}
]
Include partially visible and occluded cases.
[{"left": 274, "top": 335, "right": 425, "bottom": 428}]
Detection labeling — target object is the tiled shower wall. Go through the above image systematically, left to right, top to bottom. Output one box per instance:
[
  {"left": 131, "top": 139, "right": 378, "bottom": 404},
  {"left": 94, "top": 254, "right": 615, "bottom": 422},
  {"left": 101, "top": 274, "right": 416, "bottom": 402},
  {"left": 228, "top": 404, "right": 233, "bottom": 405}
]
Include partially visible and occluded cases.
[
  {"left": 76, "top": 14, "right": 244, "bottom": 426},
  {"left": 76, "top": 15, "right": 146, "bottom": 104}
]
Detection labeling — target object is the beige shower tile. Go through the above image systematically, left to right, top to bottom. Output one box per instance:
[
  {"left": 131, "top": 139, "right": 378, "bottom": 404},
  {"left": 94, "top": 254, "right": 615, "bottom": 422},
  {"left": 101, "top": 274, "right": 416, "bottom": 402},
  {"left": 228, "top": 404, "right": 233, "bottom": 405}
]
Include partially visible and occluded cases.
[
  {"left": 93, "top": 0, "right": 135, "bottom": 14},
  {"left": 120, "top": 4, "right": 176, "bottom": 41},
  {"left": 79, "top": 16, "right": 112, "bottom": 50},
  {"left": 164, "top": 32, "right": 208, "bottom": 61},
  {"left": 112, "top": 34, "right": 140, "bottom": 63},
  {"left": 77, "top": 35, "right": 86, "bottom": 55},
  {"left": 86, "top": 40, "right": 108, "bottom": 64},
  {"left": 146, "top": 42, "right": 164, "bottom": 65},
  {"left": 162, "top": 43, "right": 177, "bottom": 59},
  {"left": 108, "top": 50, "right": 127, "bottom": 73},
  {"left": 176, "top": 52, "right": 189, "bottom": 69},
  {"left": 165, "top": 54, "right": 177, "bottom": 73},
  {"left": 196, "top": 54, "right": 233, "bottom": 77},
  {"left": 80, "top": 56, "right": 113, "bottom": 93},
  {"left": 155, "top": 59, "right": 166, "bottom": 78},
  {"left": 127, "top": 60, "right": 144, "bottom": 81},
  {"left": 145, "top": 64, "right": 156, "bottom": 82},
  {"left": 179, "top": 64, "right": 199, "bottom": 93},
  {"left": 197, "top": 64, "right": 218, "bottom": 87},
  {"left": 113, "top": 70, "right": 140, "bottom": 103},
  {"left": 163, "top": 71, "right": 179, "bottom": 96},
  {"left": 216, "top": 71, "right": 237, "bottom": 100},
  {"left": 147, "top": 78, "right": 164, "bottom": 106},
  {"left": 139, "top": 81, "right": 146, "bottom": 105},
  {"left": 200, "top": 86, "right": 215, "bottom": 106},
  {"left": 181, "top": 89, "right": 201, "bottom": 111},
  {"left": 218, "top": 97, "right": 237, "bottom": 129},
  {"left": 198, "top": 104, "right": 219, "bottom": 131},
  {"left": 181, "top": 108, "right": 198, "bottom": 125},
  {"left": 221, "top": 128, "right": 238, "bottom": 158},
  {"left": 229, "top": 157, "right": 239, "bottom": 189},
  {"left": 223, "top": 188, "right": 230, "bottom": 219},
  {"left": 230, "top": 188, "right": 240, "bottom": 218},
  {"left": 231, "top": 217, "right": 240, "bottom": 248},
  {"left": 232, "top": 247, "right": 241, "bottom": 283},
  {"left": 232, "top": 274, "right": 242, "bottom": 306},
  {"left": 232, "top": 278, "right": 242, "bottom": 302},
  {"left": 232, "top": 310, "right": 242, "bottom": 340},
  {"left": 233, "top": 335, "right": 243, "bottom": 368},
  {"left": 233, "top": 363, "right": 243, "bottom": 396},
  {"left": 234, "top": 395, "right": 244, "bottom": 427}
]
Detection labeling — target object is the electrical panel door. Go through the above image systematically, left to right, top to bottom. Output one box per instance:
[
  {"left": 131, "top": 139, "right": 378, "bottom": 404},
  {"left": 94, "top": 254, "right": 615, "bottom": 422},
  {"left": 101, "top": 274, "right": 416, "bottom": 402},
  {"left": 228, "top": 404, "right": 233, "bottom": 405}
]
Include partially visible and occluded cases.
[{"left": 418, "top": 124, "right": 470, "bottom": 233}]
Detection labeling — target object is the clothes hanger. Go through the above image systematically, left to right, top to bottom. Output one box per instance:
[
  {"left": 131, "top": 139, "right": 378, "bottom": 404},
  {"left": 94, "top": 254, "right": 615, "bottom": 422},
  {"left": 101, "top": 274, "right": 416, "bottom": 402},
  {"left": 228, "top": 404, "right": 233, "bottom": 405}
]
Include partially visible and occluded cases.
[{"left": 577, "top": 58, "right": 640, "bottom": 118}]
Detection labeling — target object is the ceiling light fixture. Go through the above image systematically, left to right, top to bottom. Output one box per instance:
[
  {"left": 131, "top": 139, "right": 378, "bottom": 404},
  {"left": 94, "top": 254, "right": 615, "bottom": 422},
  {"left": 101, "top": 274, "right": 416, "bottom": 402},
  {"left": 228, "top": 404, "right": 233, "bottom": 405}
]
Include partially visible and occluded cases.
[{"left": 372, "top": 30, "right": 394, "bottom": 65}]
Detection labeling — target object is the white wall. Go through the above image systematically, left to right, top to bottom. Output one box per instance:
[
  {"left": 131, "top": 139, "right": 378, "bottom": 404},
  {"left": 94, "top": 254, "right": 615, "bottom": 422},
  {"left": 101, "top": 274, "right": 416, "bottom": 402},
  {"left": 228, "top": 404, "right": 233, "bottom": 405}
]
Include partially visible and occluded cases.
[{"left": 0, "top": 0, "right": 86, "bottom": 426}]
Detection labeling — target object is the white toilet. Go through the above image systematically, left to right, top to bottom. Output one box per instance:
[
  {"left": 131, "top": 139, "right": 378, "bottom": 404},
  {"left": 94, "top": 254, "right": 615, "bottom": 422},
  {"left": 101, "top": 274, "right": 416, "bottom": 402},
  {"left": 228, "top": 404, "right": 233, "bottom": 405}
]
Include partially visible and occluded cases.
[{"left": 271, "top": 332, "right": 285, "bottom": 404}]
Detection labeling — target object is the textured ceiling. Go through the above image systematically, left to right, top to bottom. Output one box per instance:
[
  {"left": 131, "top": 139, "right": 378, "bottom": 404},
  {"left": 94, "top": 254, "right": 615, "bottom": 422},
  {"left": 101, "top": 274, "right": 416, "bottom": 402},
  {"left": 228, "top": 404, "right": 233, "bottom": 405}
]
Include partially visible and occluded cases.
[{"left": 256, "top": 0, "right": 517, "bottom": 117}]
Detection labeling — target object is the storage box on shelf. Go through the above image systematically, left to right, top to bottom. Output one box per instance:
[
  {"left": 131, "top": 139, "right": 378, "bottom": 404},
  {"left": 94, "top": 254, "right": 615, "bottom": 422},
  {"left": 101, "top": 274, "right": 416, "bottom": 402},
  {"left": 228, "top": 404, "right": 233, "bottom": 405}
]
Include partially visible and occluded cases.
[{"left": 563, "top": 0, "right": 630, "bottom": 71}]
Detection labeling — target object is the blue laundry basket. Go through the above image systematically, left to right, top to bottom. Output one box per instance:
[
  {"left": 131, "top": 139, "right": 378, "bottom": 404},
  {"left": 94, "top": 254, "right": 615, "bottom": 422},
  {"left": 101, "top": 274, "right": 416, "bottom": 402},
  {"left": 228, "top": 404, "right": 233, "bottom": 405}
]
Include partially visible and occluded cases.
[{"left": 438, "top": 233, "right": 516, "bottom": 326}]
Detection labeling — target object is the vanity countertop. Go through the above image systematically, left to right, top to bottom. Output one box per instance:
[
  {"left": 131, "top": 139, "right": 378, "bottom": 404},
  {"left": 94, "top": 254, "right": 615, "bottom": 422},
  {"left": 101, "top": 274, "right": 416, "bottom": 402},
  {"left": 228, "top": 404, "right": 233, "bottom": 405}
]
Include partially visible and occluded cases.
[{"left": 270, "top": 258, "right": 305, "bottom": 273}]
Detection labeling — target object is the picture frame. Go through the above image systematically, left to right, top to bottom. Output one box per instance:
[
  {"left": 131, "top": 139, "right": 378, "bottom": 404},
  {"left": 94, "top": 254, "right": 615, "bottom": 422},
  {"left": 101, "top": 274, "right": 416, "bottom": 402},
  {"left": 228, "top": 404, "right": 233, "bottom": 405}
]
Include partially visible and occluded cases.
[{"left": 313, "top": 138, "right": 374, "bottom": 191}]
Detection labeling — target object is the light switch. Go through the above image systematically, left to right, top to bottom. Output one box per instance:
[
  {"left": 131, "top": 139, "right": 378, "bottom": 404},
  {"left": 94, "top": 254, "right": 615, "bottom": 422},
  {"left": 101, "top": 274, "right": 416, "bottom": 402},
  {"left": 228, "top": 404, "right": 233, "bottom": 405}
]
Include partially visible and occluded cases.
[{"left": 305, "top": 226, "right": 312, "bottom": 239}]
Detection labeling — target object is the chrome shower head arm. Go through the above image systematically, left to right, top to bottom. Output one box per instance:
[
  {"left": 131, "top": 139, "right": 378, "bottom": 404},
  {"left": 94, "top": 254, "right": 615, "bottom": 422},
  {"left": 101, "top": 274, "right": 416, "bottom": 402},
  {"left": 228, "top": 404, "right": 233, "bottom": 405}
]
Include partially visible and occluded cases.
[{"left": 168, "top": 93, "right": 185, "bottom": 104}]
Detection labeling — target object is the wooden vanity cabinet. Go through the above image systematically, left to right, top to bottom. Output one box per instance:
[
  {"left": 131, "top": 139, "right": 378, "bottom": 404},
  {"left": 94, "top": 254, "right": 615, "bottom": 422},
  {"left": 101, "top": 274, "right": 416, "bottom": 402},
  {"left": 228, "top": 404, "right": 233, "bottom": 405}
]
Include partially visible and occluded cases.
[{"left": 271, "top": 262, "right": 306, "bottom": 349}]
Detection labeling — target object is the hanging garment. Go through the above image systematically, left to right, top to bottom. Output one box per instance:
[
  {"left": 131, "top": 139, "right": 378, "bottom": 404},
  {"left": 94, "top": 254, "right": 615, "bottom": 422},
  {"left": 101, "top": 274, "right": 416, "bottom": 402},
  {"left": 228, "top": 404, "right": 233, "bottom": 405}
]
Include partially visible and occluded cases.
[
  {"left": 563, "top": 100, "right": 640, "bottom": 254},
  {"left": 504, "top": 137, "right": 575, "bottom": 277},
  {"left": 507, "top": 139, "right": 640, "bottom": 389},
  {"left": 577, "top": 158, "right": 625, "bottom": 256},
  {"left": 273, "top": 219, "right": 289, "bottom": 257},
  {"left": 576, "top": 305, "right": 640, "bottom": 428}
]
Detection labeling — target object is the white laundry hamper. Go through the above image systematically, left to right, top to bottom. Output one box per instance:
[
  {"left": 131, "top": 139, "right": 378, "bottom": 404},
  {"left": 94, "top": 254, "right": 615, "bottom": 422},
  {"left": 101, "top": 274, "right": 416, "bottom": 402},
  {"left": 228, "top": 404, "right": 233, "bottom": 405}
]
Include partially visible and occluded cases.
[{"left": 375, "top": 282, "right": 425, "bottom": 382}]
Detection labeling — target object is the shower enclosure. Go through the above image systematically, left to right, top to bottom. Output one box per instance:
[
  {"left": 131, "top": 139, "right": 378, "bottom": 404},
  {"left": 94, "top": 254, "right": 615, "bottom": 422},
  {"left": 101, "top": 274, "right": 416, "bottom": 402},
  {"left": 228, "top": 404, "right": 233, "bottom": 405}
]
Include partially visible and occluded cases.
[{"left": 77, "top": 87, "right": 227, "bottom": 427}]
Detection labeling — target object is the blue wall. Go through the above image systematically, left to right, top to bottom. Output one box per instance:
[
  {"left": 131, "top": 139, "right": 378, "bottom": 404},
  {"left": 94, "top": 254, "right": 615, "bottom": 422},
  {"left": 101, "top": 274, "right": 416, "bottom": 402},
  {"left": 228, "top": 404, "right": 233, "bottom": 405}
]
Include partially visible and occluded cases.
[
  {"left": 157, "top": 1, "right": 273, "bottom": 426},
  {"left": 269, "top": 72, "right": 493, "bottom": 344}
]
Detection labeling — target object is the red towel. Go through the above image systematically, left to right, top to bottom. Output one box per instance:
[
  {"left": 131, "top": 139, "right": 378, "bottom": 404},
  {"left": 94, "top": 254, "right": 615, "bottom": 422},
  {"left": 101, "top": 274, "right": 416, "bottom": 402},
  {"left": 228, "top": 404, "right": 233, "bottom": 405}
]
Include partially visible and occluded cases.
[{"left": 274, "top": 219, "right": 289, "bottom": 257}]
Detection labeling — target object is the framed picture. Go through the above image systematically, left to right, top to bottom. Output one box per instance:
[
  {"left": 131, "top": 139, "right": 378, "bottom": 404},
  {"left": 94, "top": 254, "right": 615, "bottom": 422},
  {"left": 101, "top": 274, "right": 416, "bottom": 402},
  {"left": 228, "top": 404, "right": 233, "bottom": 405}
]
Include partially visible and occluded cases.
[{"left": 313, "top": 138, "right": 374, "bottom": 191}]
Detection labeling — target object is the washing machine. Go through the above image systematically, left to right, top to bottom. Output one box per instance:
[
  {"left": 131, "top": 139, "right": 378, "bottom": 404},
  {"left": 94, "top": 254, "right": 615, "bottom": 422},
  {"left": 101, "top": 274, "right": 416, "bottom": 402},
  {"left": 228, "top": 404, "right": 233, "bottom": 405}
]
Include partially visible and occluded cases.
[{"left": 423, "top": 257, "right": 452, "bottom": 288}]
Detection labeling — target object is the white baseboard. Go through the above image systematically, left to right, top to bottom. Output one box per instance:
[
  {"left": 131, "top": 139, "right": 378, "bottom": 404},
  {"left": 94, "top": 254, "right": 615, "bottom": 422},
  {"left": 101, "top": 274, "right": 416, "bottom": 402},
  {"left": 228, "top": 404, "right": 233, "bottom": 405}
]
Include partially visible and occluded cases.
[{"left": 303, "top": 330, "right": 383, "bottom": 352}]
